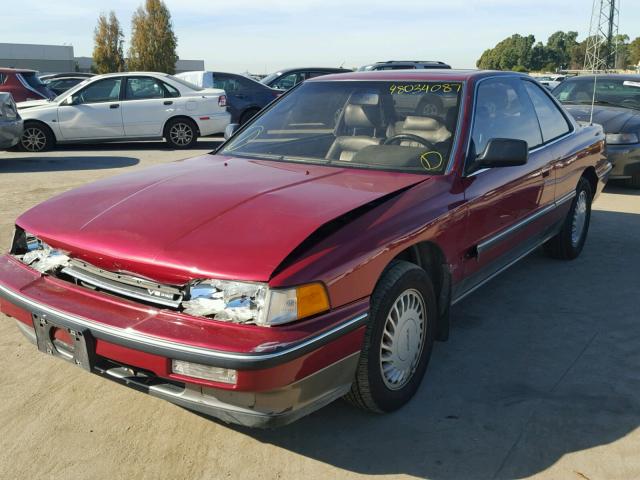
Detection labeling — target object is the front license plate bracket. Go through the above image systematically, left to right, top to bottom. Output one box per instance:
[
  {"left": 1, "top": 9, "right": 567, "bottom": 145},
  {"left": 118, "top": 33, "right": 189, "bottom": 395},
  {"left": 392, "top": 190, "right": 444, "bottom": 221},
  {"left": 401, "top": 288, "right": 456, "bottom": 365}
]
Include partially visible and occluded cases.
[{"left": 32, "top": 313, "right": 95, "bottom": 371}]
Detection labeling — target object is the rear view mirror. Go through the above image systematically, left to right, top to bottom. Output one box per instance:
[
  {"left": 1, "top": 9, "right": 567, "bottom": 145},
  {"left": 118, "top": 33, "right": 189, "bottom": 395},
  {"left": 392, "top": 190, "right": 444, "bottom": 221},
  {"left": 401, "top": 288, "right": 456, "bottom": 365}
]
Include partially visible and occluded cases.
[
  {"left": 350, "top": 92, "right": 379, "bottom": 106},
  {"left": 224, "top": 123, "right": 239, "bottom": 140},
  {"left": 477, "top": 138, "right": 528, "bottom": 168}
]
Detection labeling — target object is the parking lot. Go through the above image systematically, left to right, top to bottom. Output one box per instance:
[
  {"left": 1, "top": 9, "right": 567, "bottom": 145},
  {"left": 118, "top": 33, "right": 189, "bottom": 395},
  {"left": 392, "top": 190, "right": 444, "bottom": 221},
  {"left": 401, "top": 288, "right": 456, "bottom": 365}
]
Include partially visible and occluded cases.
[{"left": 0, "top": 142, "right": 639, "bottom": 480}]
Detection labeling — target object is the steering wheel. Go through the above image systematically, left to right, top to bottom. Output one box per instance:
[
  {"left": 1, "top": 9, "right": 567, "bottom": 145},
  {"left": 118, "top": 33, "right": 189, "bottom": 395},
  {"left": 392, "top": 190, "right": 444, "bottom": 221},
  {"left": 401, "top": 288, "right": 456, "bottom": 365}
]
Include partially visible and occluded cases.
[{"left": 384, "top": 134, "right": 434, "bottom": 149}]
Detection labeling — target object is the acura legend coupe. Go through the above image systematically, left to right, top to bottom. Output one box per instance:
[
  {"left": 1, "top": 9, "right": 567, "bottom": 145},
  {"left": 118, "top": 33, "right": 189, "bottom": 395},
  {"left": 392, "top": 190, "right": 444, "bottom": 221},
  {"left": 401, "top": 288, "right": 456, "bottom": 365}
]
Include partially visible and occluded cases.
[{"left": 0, "top": 70, "right": 610, "bottom": 427}]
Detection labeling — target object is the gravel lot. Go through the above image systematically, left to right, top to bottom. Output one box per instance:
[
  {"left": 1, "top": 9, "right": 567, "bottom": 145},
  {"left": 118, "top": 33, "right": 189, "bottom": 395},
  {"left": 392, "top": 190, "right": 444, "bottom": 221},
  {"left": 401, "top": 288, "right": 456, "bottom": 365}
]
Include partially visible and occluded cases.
[{"left": 1, "top": 141, "right": 639, "bottom": 480}]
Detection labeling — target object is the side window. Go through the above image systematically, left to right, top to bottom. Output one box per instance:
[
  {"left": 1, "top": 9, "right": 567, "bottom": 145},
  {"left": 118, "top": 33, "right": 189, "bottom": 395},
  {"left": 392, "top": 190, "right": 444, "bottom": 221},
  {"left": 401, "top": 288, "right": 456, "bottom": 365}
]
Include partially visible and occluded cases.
[
  {"left": 271, "top": 72, "right": 303, "bottom": 90},
  {"left": 0, "top": 73, "right": 6, "bottom": 84},
  {"left": 213, "top": 76, "right": 240, "bottom": 93},
  {"left": 125, "top": 77, "right": 165, "bottom": 100},
  {"left": 76, "top": 78, "right": 122, "bottom": 104},
  {"left": 471, "top": 78, "right": 542, "bottom": 158},
  {"left": 163, "top": 81, "right": 180, "bottom": 98},
  {"left": 523, "top": 81, "right": 571, "bottom": 142}
]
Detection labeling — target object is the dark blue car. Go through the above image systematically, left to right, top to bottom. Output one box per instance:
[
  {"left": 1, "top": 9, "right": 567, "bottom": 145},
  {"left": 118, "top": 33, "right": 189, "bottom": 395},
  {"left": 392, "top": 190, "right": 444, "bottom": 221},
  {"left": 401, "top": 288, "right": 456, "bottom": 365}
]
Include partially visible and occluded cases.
[{"left": 176, "top": 71, "right": 282, "bottom": 125}]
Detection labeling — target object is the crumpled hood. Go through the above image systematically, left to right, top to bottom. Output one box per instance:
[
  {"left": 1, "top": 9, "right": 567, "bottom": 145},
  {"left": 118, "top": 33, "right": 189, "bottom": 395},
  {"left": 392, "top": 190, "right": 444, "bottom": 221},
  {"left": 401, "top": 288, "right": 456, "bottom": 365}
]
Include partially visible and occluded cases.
[
  {"left": 563, "top": 104, "right": 640, "bottom": 133},
  {"left": 17, "top": 155, "right": 427, "bottom": 284}
]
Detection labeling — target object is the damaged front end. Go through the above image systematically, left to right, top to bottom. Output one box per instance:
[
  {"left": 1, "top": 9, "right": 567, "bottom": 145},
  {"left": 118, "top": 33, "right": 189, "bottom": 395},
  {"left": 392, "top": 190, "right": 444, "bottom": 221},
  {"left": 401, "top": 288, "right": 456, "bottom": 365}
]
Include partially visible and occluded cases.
[{"left": 10, "top": 228, "right": 330, "bottom": 328}]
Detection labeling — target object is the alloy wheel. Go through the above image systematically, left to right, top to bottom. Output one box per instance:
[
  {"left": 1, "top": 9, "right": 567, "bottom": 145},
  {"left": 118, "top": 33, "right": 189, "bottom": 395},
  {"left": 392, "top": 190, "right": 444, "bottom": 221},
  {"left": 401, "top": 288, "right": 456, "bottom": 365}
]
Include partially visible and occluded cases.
[
  {"left": 169, "top": 123, "right": 193, "bottom": 146},
  {"left": 21, "top": 127, "right": 47, "bottom": 152},
  {"left": 571, "top": 190, "right": 588, "bottom": 247},
  {"left": 379, "top": 288, "right": 427, "bottom": 390}
]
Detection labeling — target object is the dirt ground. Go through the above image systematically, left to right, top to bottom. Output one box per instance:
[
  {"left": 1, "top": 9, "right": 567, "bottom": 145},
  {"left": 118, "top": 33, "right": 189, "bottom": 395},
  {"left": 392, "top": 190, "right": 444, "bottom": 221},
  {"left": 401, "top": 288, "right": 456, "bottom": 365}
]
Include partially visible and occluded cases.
[{"left": 1, "top": 141, "right": 639, "bottom": 480}]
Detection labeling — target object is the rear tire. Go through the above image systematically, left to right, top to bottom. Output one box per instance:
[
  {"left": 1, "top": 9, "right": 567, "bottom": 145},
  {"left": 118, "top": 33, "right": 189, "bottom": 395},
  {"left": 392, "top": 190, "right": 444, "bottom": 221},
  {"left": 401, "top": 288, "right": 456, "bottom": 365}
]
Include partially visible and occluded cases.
[
  {"left": 239, "top": 108, "right": 260, "bottom": 126},
  {"left": 165, "top": 118, "right": 198, "bottom": 149},
  {"left": 18, "top": 122, "right": 54, "bottom": 152},
  {"left": 624, "top": 174, "right": 640, "bottom": 189},
  {"left": 544, "top": 177, "right": 592, "bottom": 260},
  {"left": 345, "top": 261, "right": 436, "bottom": 413}
]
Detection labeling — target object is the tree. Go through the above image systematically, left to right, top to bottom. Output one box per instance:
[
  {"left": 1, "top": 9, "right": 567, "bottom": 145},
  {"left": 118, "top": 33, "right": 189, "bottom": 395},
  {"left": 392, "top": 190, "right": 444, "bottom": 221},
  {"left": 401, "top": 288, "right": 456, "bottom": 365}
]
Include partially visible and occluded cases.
[
  {"left": 128, "top": 0, "right": 178, "bottom": 74},
  {"left": 92, "top": 11, "right": 125, "bottom": 74},
  {"left": 545, "top": 31, "right": 579, "bottom": 70},
  {"left": 476, "top": 34, "right": 535, "bottom": 71},
  {"left": 614, "top": 34, "right": 630, "bottom": 69},
  {"left": 629, "top": 37, "right": 640, "bottom": 67}
]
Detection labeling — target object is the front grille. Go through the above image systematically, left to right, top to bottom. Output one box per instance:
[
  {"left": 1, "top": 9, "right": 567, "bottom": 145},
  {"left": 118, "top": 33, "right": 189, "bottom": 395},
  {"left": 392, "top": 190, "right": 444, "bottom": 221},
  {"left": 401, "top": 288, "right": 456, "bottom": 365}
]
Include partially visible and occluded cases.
[{"left": 61, "top": 259, "right": 184, "bottom": 309}]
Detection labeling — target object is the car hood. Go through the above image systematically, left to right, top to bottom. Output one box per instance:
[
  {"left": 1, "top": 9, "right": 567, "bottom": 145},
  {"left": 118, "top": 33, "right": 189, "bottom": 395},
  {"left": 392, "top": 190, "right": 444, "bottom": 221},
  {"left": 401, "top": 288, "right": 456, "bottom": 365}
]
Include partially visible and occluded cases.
[
  {"left": 17, "top": 99, "right": 54, "bottom": 110},
  {"left": 562, "top": 104, "right": 640, "bottom": 133},
  {"left": 16, "top": 155, "right": 428, "bottom": 284}
]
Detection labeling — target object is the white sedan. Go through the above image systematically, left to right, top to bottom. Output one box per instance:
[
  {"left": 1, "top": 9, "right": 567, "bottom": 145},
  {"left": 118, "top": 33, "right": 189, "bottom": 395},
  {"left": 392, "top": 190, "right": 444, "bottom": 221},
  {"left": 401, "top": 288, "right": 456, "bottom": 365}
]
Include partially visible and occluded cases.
[{"left": 16, "top": 72, "right": 230, "bottom": 151}]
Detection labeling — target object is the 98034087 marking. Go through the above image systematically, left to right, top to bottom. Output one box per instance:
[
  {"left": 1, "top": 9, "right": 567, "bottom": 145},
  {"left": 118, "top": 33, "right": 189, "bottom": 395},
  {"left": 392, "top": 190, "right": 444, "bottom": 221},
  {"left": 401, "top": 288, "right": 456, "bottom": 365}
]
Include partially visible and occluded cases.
[{"left": 389, "top": 83, "right": 462, "bottom": 94}]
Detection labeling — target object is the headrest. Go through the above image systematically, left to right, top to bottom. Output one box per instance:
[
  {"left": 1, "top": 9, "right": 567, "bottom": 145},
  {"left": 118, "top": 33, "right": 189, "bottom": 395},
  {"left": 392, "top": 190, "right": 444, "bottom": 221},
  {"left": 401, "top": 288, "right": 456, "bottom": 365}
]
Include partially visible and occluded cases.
[
  {"left": 344, "top": 104, "right": 381, "bottom": 129},
  {"left": 402, "top": 116, "right": 440, "bottom": 131}
]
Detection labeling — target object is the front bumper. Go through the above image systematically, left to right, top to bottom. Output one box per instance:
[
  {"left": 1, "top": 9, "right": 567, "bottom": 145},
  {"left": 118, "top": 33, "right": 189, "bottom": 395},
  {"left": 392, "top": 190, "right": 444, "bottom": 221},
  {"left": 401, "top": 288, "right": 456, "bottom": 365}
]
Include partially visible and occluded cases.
[
  {"left": 0, "top": 118, "right": 23, "bottom": 149},
  {"left": 607, "top": 143, "right": 640, "bottom": 179},
  {"left": 0, "top": 255, "right": 367, "bottom": 427}
]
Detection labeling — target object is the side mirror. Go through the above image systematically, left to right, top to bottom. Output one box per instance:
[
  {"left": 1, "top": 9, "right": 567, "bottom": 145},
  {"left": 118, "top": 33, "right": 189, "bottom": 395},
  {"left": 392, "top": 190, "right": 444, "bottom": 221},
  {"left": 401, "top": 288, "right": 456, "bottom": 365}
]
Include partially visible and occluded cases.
[
  {"left": 63, "top": 96, "right": 78, "bottom": 106},
  {"left": 224, "top": 123, "right": 239, "bottom": 140},
  {"left": 477, "top": 138, "right": 528, "bottom": 168}
]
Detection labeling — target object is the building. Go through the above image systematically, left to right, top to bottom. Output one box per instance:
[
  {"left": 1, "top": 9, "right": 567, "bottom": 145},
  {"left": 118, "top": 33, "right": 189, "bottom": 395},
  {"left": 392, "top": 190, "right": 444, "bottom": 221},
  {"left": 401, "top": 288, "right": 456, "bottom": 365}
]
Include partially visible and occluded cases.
[
  {"left": 0, "top": 42, "right": 204, "bottom": 74},
  {"left": 0, "top": 43, "right": 75, "bottom": 73}
]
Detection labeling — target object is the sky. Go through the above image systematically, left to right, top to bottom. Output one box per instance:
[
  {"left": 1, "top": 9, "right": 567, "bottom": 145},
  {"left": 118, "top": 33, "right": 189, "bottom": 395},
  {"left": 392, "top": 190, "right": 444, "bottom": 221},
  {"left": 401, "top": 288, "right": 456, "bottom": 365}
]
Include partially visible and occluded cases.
[{"left": 2, "top": 0, "right": 640, "bottom": 74}]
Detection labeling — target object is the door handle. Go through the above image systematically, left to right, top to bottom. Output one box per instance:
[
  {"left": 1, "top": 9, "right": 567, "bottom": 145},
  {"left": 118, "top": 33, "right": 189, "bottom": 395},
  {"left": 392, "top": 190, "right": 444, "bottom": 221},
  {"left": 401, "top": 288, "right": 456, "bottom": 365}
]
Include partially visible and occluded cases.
[
  {"left": 164, "top": 101, "right": 173, "bottom": 105},
  {"left": 110, "top": 104, "right": 120, "bottom": 109}
]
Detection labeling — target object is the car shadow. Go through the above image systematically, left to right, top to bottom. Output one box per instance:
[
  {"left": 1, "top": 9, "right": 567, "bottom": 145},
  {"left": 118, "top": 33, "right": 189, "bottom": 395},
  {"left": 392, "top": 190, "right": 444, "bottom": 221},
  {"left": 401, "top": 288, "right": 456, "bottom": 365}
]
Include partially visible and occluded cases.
[
  {"left": 0, "top": 155, "right": 140, "bottom": 173},
  {"left": 604, "top": 182, "right": 640, "bottom": 196},
  {"left": 217, "top": 209, "right": 640, "bottom": 479}
]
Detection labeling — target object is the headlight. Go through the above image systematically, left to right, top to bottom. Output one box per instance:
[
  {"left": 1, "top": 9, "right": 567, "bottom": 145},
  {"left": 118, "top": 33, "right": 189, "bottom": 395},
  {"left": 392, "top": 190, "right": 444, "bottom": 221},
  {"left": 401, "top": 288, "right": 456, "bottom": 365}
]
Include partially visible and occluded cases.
[
  {"left": 606, "top": 133, "right": 639, "bottom": 145},
  {"left": 182, "top": 280, "right": 330, "bottom": 326}
]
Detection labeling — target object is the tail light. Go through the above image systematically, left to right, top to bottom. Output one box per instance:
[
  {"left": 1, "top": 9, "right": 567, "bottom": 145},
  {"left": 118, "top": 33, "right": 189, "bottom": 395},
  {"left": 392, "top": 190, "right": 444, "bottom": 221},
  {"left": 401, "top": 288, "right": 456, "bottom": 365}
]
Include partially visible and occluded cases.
[{"left": 218, "top": 95, "right": 227, "bottom": 107}]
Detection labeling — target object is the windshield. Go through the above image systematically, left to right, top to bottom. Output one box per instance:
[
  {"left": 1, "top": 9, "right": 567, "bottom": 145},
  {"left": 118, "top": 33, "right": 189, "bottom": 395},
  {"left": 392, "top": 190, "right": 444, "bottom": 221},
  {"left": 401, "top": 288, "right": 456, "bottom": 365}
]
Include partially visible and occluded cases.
[
  {"left": 19, "top": 72, "right": 46, "bottom": 89},
  {"left": 260, "top": 72, "right": 281, "bottom": 85},
  {"left": 166, "top": 75, "right": 203, "bottom": 91},
  {"left": 553, "top": 77, "right": 640, "bottom": 110},
  {"left": 53, "top": 78, "right": 91, "bottom": 102},
  {"left": 221, "top": 80, "right": 463, "bottom": 174}
]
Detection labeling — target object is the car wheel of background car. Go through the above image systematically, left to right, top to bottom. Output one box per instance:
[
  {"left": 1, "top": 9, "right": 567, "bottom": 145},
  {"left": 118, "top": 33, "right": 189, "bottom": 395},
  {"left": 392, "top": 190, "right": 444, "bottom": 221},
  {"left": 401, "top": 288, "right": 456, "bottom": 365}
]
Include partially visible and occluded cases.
[
  {"left": 417, "top": 96, "right": 443, "bottom": 117},
  {"left": 239, "top": 108, "right": 260, "bottom": 126},
  {"left": 165, "top": 118, "right": 198, "bottom": 149},
  {"left": 18, "top": 122, "right": 54, "bottom": 153},
  {"left": 624, "top": 174, "right": 640, "bottom": 189},
  {"left": 545, "top": 177, "right": 593, "bottom": 260},
  {"left": 344, "top": 260, "right": 436, "bottom": 413}
]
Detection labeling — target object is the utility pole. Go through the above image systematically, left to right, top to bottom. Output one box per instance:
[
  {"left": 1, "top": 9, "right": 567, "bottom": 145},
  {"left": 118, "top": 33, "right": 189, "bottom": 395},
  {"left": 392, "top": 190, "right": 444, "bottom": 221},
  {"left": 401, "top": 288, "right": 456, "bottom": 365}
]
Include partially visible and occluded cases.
[{"left": 584, "top": 0, "right": 620, "bottom": 72}]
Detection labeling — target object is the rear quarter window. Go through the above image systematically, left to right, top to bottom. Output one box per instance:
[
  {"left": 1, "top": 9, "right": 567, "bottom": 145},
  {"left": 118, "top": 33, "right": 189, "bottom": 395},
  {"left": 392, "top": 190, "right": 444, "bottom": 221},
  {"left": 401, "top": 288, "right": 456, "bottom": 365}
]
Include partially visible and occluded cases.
[{"left": 523, "top": 80, "right": 571, "bottom": 143}]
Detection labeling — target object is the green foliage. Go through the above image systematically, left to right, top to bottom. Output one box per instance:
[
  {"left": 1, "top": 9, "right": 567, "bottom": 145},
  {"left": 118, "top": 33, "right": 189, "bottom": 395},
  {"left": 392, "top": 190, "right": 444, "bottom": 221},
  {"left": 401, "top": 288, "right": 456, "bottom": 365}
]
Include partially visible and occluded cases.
[
  {"left": 128, "top": 0, "right": 178, "bottom": 74},
  {"left": 92, "top": 11, "right": 125, "bottom": 74},
  {"left": 477, "top": 31, "right": 636, "bottom": 72},
  {"left": 629, "top": 37, "right": 640, "bottom": 66}
]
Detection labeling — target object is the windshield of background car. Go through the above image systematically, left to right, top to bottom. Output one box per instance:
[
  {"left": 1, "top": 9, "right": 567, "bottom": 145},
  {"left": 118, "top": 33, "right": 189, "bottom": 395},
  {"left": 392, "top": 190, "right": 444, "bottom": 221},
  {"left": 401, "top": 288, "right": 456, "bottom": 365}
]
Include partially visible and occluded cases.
[
  {"left": 19, "top": 72, "right": 46, "bottom": 89},
  {"left": 166, "top": 75, "right": 203, "bottom": 91},
  {"left": 553, "top": 77, "right": 640, "bottom": 110},
  {"left": 220, "top": 80, "right": 463, "bottom": 174}
]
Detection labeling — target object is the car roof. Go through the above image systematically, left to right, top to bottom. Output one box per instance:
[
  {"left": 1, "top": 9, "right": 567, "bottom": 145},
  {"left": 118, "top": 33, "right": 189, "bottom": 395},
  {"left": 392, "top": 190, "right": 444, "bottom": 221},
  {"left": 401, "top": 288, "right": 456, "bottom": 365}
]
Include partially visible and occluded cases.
[
  {"left": 273, "top": 67, "right": 351, "bottom": 74},
  {"left": 309, "top": 69, "right": 517, "bottom": 82},
  {"left": 562, "top": 74, "right": 640, "bottom": 82}
]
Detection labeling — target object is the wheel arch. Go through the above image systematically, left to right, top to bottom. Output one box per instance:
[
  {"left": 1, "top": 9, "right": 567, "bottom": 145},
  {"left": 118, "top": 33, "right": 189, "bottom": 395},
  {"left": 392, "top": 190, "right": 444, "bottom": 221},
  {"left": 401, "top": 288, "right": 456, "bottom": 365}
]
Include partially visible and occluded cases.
[
  {"left": 23, "top": 119, "right": 57, "bottom": 142},
  {"left": 581, "top": 166, "right": 598, "bottom": 199},
  {"left": 386, "top": 240, "right": 451, "bottom": 341}
]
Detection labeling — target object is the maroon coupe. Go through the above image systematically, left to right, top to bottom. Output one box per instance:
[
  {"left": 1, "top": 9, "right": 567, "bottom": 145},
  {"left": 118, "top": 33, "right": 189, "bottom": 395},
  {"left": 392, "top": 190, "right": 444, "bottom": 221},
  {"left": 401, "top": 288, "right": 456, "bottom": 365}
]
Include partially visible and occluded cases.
[{"left": 0, "top": 70, "right": 610, "bottom": 427}]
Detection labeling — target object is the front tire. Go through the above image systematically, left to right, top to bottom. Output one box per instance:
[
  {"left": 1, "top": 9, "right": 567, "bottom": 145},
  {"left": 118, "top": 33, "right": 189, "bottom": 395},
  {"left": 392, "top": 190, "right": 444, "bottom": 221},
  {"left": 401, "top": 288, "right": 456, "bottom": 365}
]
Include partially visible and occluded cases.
[
  {"left": 165, "top": 118, "right": 198, "bottom": 149},
  {"left": 18, "top": 122, "right": 54, "bottom": 152},
  {"left": 544, "top": 177, "right": 592, "bottom": 260},
  {"left": 345, "top": 261, "right": 436, "bottom": 413}
]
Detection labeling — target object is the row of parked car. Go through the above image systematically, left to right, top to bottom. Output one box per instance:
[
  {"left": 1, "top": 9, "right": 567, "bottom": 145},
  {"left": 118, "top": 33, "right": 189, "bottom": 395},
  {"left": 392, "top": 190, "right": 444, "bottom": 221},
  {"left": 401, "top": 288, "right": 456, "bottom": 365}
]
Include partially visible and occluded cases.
[{"left": 0, "top": 61, "right": 639, "bottom": 187}]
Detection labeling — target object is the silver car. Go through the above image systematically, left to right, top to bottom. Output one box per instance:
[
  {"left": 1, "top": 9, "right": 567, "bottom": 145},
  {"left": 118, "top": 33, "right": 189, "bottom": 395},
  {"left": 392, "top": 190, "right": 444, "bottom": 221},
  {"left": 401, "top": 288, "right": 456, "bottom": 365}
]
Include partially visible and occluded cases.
[{"left": 0, "top": 93, "right": 23, "bottom": 150}]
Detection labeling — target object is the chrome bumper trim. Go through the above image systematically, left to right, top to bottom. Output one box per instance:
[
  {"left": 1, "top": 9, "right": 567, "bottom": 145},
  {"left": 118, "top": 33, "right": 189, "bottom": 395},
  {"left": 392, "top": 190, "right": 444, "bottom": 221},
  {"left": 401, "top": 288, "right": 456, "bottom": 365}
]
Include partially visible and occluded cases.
[{"left": 0, "top": 283, "right": 367, "bottom": 369}]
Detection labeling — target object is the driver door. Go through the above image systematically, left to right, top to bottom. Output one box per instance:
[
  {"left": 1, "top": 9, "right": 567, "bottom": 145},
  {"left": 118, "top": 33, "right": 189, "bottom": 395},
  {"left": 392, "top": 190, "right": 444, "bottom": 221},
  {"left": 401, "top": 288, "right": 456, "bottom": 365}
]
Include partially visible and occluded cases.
[{"left": 57, "top": 77, "right": 124, "bottom": 139}]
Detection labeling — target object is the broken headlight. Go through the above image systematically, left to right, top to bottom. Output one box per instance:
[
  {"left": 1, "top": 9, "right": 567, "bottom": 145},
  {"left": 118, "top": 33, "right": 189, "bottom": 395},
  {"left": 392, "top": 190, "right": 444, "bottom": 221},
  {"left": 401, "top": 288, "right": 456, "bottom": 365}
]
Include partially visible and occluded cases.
[
  {"left": 11, "top": 229, "right": 71, "bottom": 273},
  {"left": 183, "top": 280, "right": 330, "bottom": 327}
]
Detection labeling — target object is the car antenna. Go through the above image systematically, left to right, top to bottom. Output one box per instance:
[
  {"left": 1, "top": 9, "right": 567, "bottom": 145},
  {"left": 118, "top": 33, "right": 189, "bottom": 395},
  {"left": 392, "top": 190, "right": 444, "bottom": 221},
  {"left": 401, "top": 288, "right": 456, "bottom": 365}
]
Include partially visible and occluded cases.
[{"left": 589, "top": 73, "right": 599, "bottom": 125}]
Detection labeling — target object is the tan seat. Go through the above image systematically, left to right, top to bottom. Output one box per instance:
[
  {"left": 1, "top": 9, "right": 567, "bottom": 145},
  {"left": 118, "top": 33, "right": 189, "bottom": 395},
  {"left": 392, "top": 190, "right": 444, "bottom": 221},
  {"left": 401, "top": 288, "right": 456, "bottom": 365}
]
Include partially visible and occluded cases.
[
  {"left": 326, "top": 104, "right": 382, "bottom": 161},
  {"left": 386, "top": 116, "right": 451, "bottom": 147}
]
